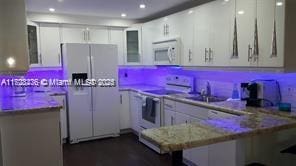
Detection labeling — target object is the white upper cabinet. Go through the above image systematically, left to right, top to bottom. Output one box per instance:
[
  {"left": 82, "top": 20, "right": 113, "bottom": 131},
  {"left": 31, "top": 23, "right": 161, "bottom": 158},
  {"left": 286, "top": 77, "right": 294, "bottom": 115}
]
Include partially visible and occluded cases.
[
  {"left": 194, "top": 0, "right": 233, "bottom": 67},
  {"left": 211, "top": 0, "right": 233, "bottom": 67},
  {"left": 229, "top": 0, "right": 257, "bottom": 67},
  {"left": 257, "top": 0, "right": 285, "bottom": 67},
  {"left": 194, "top": 3, "right": 213, "bottom": 66},
  {"left": 180, "top": 10, "right": 195, "bottom": 66},
  {"left": 142, "top": 21, "right": 157, "bottom": 65},
  {"left": 39, "top": 23, "right": 62, "bottom": 67},
  {"left": 61, "top": 24, "right": 86, "bottom": 43},
  {"left": 61, "top": 25, "right": 109, "bottom": 44},
  {"left": 124, "top": 25, "right": 142, "bottom": 65},
  {"left": 88, "top": 26, "right": 109, "bottom": 44},
  {"left": 110, "top": 28, "right": 125, "bottom": 65}
]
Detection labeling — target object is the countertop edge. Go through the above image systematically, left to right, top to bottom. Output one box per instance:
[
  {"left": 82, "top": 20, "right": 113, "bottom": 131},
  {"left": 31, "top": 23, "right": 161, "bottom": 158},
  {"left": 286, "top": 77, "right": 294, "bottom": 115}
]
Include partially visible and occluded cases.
[
  {"left": 0, "top": 105, "right": 62, "bottom": 117},
  {"left": 141, "top": 121, "right": 296, "bottom": 152}
]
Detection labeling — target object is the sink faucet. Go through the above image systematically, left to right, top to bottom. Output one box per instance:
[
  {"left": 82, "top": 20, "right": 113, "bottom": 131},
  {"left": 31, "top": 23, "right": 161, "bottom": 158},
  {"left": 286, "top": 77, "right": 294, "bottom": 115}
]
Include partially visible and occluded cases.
[{"left": 206, "top": 81, "right": 211, "bottom": 97}]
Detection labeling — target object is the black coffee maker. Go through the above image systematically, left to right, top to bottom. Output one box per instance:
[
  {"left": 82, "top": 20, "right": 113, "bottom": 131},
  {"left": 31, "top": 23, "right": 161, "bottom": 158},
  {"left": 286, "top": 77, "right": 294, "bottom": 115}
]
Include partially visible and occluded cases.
[{"left": 241, "top": 83, "right": 261, "bottom": 107}]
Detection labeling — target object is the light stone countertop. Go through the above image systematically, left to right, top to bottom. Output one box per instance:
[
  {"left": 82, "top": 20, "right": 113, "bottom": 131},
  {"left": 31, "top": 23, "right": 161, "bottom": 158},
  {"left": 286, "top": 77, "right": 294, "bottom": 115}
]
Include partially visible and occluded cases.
[
  {"left": 119, "top": 85, "right": 296, "bottom": 152},
  {"left": 0, "top": 93, "right": 62, "bottom": 116},
  {"left": 141, "top": 113, "right": 296, "bottom": 152}
]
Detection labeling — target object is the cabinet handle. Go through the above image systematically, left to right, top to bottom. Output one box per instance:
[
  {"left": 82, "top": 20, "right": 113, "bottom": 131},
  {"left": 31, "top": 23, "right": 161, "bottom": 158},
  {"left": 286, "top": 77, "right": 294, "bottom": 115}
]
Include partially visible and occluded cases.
[
  {"left": 163, "top": 25, "right": 166, "bottom": 36},
  {"left": 166, "top": 25, "right": 169, "bottom": 36},
  {"left": 87, "top": 30, "right": 90, "bottom": 42},
  {"left": 83, "top": 31, "right": 86, "bottom": 41},
  {"left": 248, "top": 45, "right": 253, "bottom": 62},
  {"left": 205, "top": 48, "right": 209, "bottom": 62},
  {"left": 209, "top": 48, "right": 213, "bottom": 62},
  {"left": 188, "top": 49, "right": 192, "bottom": 62},
  {"left": 39, "top": 53, "right": 43, "bottom": 65},
  {"left": 58, "top": 53, "right": 61, "bottom": 65},
  {"left": 120, "top": 95, "right": 122, "bottom": 104},
  {"left": 62, "top": 99, "right": 65, "bottom": 109},
  {"left": 171, "top": 116, "right": 174, "bottom": 125}
]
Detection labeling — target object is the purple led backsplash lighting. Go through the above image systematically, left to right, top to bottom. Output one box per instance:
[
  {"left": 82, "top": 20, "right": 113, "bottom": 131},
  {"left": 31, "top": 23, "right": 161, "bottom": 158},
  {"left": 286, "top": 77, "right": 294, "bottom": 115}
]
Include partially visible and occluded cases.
[
  {"left": 0, "top": 67, "right": 64, "bottom": 98},
  {"left": 119, "top": 67, "right": 296, "bottom": 107}
]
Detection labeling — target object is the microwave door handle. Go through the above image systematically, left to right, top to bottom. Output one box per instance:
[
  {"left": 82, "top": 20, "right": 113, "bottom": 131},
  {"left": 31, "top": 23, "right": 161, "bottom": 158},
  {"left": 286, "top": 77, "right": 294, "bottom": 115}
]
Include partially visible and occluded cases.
[{"left": 167, "top": 47, "right": 173, "bottom": 63}]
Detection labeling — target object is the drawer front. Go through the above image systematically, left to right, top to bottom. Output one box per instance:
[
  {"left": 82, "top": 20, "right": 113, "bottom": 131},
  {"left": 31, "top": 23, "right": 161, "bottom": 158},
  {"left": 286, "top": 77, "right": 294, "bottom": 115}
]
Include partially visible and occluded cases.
[
  {"left": 164, "top": 99, "right": 176, "bottom": 111},
  {"left": 176, "top": 102, "right": 209, "bottom": 120}
]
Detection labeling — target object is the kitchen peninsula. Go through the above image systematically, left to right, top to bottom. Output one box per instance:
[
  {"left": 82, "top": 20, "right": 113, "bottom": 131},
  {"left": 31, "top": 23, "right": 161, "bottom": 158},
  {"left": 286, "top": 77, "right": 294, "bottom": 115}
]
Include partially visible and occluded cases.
[
  {"left": 0, "top": 93, "right": 63, "bottom": 166},
  {"left": 141, "top": 98, "right": 296, "bottom": 166}
]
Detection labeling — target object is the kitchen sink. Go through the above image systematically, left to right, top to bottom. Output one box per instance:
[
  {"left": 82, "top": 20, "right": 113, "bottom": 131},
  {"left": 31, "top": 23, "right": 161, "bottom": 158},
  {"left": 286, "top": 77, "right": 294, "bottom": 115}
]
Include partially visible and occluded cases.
[{"left": 185, "top": 96, "right": 227, "bottom": 103}]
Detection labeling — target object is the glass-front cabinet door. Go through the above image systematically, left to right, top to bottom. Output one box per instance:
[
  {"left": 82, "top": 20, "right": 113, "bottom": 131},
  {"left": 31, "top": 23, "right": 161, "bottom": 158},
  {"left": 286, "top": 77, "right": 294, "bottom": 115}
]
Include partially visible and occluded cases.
[
  {"left": 27, "top": 25, "right": 39, "bottom": 65},
  {"left": 124, "top": 26, "right": 142, "bottom": 65}
]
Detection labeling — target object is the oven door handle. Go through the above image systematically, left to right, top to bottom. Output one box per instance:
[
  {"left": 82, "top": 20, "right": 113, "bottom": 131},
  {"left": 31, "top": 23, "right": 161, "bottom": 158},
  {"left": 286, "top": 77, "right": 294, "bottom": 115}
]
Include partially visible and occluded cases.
[{"left": 153, "top": 98, "right": 160, "bottom": 102}]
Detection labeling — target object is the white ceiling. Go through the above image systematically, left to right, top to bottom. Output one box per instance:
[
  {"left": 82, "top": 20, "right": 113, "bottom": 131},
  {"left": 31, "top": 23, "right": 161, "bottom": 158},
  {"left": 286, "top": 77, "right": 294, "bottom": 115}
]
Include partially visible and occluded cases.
[{"left": 25, "top": 0, "right": 193, "bottom": 20}]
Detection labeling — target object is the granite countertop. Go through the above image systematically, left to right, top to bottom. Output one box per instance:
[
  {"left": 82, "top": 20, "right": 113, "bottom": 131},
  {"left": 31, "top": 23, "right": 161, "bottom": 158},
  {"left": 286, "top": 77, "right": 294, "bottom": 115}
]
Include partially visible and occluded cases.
[
  {"left": 118, "top": 85, "right": 296, "bottom": 152},
  {"left": 0, "top": 93, "right": 62, "bottom": 116},
  {"left": 164, "top": 95, "right": 296, "bottom": 119},
  {"left": 141, "top": 113, "right": 296, "bottom": 152}
]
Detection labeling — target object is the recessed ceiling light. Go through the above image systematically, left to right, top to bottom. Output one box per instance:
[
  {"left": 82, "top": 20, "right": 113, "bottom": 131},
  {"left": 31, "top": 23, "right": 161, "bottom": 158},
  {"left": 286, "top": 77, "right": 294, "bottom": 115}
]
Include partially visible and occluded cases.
[
  {"left": 57, "top": 0, "right": 64, "bottom": 2},
  {"left": 224, "top": 0, "right": 229, "bottom": 2},
  {"left": 276, "top": 2, "right": 283, "bottom": 6},
  {"left": 139, "top": 4, "right": 146, "bottom": 9},
  {"left": 49, "top": 8, "right": 55, "bottom": 12},
  {"left": 188, "top": 10, "right": 194, "bottom": 14},
  {"left": 238, "top": 10, "right": 245, "bottom": 15},
  {"left": 121, "top": 13, "right": 127, "bottom": 17},
  {"left": 6, "top": 57, "right": 16, "bottom": 68}
]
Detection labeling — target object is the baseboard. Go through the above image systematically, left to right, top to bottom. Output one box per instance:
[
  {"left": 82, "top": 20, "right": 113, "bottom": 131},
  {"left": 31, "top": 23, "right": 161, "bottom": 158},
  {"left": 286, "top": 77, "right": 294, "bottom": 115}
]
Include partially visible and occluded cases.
[{"left": 120, "top": 128, "right": 133, "bottom": 135}]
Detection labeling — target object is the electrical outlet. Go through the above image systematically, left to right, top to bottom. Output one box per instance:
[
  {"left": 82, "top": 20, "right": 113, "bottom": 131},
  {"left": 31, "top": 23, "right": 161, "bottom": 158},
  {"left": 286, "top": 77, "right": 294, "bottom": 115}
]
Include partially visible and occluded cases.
[{"left": 286, "top": 87, "right": 294, "bottom": 97}]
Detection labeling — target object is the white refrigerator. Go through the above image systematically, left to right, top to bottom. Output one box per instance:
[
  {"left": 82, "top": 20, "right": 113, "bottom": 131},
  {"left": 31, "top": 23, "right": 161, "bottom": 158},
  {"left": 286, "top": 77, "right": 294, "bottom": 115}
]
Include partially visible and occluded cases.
[{"left": 62, "top": 43, "right": 120, "bottom": 144}]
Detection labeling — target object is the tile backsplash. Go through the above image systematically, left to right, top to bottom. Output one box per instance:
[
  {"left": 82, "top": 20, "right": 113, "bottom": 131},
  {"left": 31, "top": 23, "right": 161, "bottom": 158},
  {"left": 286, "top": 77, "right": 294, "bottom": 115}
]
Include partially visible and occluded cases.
[{"left": 119, "top": 67, "right": 296, "bottom": 108}]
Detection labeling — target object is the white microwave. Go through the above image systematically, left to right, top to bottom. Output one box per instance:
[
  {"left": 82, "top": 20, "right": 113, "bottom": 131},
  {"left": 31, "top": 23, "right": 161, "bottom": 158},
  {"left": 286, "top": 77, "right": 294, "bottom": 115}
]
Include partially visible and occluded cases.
[{"left": 152, "top": 38, "right": 180, "bottom": 65}]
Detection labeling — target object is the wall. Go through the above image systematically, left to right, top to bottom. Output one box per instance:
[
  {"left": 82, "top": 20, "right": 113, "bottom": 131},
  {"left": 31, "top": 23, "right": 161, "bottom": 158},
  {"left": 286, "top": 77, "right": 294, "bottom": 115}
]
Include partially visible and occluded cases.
[{"left": 119, "top": 67, "right": 296, "bottom": 108}]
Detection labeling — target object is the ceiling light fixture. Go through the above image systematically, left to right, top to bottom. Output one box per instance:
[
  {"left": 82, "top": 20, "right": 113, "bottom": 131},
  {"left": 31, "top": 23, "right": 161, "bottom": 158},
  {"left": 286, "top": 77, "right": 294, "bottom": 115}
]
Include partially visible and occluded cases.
[
  {"left": 276, "top": 2, "right": 283, "bottom": 6},
  {"left": 139, "top": 4, "right": 146, "bottom": 9},
  {"left": 49, "top": 8, "right": 55, "bottom": 12},
  {"left": 188, "top": 10, "right": 194, "bottom": 14},
  {"left": 238, "top": 10, "right": 245, "bottom": 15},
  {"left": 121, "top": 13, "right": 127, "bottom": 17},
  {"left": 6, "top": 57, "right": 16, "bottom": 68}
]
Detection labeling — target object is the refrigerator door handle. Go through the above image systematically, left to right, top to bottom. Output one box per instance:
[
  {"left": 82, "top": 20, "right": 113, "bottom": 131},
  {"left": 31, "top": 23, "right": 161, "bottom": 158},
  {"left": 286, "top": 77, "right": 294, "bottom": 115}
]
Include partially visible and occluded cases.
[
  {"left": 90, "top": 55, "right": 95, "bottom": 112},
  {"left": 87, "top": 56, "right": 93, "bottom": 112}
]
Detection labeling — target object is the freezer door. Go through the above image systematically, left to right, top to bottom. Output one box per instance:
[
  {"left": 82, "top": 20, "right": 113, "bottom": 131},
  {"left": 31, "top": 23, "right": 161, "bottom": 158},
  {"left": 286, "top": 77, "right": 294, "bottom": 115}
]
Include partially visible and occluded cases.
[
  {"left": 63, "top": 44, "right": 94, "bottom": 142},
  {"left": 90, "top": 44, "right": 120, "bottom": 137}
]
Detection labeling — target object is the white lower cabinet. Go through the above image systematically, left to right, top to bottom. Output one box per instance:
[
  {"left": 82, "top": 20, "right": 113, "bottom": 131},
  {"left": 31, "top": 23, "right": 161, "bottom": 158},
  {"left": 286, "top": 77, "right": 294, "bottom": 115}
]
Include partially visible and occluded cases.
[
  {"left": 119, "top": 91, "right": 130, "bottom": 130},
  {"left": 129, "top": 92, "right": 142, "bottom": 133},
  {"left": 52, "top": 95, "right": 68, "bottom": 140},
  {"left": 164, "top": 100, "right": 244, "bottom": 166},
  {"left": 164, "top": 109, "right": 175, "bottom": 126},
  {"left": 208, "top": 141, "right": 238, "bottom": 166}
]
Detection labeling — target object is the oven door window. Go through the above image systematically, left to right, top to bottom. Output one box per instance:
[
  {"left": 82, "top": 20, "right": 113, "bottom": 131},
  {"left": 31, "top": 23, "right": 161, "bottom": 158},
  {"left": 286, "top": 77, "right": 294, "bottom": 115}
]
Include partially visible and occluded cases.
[
  {"left": 154, "top": 49, "right": 169, "bottom": 61},
  {"left": 142, "top": 99, "right": 156, "bottom": 124}
]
